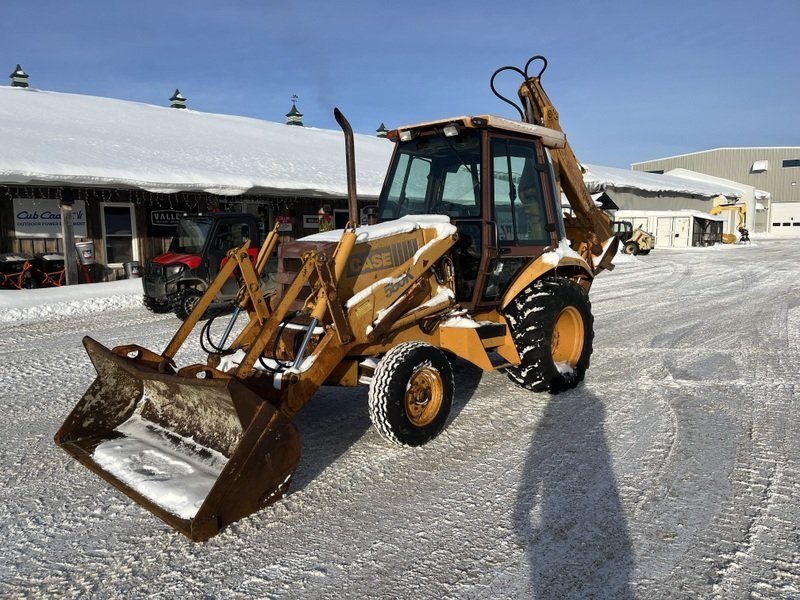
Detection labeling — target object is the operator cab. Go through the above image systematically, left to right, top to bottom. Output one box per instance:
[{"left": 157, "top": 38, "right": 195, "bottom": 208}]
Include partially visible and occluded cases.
[{"left": 378, "top": 115, "right": 567, "bottom": 309}]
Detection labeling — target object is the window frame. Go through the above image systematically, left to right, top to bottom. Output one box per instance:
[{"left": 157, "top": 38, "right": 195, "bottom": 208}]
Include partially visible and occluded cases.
[{"left": 100, "top": 202, "right": 138, "bottom": 267}]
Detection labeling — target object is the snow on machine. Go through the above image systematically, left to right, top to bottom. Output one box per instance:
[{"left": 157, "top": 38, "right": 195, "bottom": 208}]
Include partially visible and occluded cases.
[{"left": 55, "top": 56, "right": 618, "bottom": 541}]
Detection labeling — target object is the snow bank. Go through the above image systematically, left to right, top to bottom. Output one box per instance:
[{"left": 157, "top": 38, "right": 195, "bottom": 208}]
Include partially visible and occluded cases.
[{"left": 0, "top": 278, "right": 143, "bottom": 324}]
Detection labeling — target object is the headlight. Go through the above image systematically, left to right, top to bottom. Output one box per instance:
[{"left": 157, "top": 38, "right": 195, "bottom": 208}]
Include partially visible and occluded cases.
[{"left": 165, "top": 264, "right": 185, "bottom": 277}]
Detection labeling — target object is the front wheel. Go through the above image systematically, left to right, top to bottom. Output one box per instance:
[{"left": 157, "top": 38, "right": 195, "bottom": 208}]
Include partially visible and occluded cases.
[
  {"left": 623, "top": 241, "right": 639, "bottom": 255},
  {"left": 503, "top": 277, "right": 593, "bottom": 394},
  {"left": 173, "top": 289, "right": 203, "bottom": 321},
  {"left": 143, "top": 295, "right": 172, "bottom": 314},
  {"left": 368, "top": 342, "right": 454, "bottom": 447}
]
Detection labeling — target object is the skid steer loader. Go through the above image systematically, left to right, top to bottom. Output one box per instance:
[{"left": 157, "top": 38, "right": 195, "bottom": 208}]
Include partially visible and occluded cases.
[{"left": 55, "top": 56, "right": 618, "bottom": 541}]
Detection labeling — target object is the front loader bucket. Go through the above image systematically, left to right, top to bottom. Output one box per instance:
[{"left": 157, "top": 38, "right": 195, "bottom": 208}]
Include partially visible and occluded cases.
[{"left": 55, "top": 337, "right": 300, "bottom": 541}]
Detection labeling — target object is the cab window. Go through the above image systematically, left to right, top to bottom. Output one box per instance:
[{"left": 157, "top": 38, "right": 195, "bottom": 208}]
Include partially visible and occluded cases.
[{"left": 491, "top": 139, "right": 549, "bottom": 244}]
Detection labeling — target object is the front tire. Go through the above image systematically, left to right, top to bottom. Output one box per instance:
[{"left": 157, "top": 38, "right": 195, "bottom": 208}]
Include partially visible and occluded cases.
[
  {"left": 623, "top": 241, "right": 639, "bottom": 255},
  {"left": 503, "top": 277, "right": 593, "bottom": 394},
  {"left": 173, "top": 289, "right": 203, "bottom": 321},
  {"left": 143, "top": 296, "right": 172, "bottom": 314},
  {"left": 368, "top": 342, "right": 454, "bottom": 447}
]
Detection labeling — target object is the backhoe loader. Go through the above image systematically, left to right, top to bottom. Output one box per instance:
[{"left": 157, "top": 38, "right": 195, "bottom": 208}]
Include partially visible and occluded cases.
[
  {"left": 55, "top": 55, "right": 618, "bottom": 541},
  {"left": 710, "top": 202, "right": 749, "bottom": 243},
  {"left": 613, "top": 220, "right": 655, "bottom": 255}
]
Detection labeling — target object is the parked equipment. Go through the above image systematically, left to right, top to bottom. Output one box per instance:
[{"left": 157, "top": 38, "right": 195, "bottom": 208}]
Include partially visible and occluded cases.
[
  {"left": 55, "top": 56, "right": 618, "bottom": 541},
  {"left": 709, "top": 203, "right": 748, "bottom": 244},
  {"left": 142, "top": 213, "right": 268, "bottom": 319},
  {"left": 613, "top": 220, "right": 655, "bottom": 255},
  {"left": 0, "top": 253, "right": 33, "bottom": 289},
  {"left": 32, "top": 253, "right": 66, "bottom": 287}
]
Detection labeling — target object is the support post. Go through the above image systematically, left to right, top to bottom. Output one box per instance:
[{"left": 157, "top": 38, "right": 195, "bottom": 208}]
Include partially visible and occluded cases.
[{"left": 60, "top": 189, "right": 79, "bottom": 286}]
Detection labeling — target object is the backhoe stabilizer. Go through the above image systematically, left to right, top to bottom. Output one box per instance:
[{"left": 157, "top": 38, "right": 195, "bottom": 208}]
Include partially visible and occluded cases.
[{"left": 54, "top": 336, "right": 300, "bottom": 541}]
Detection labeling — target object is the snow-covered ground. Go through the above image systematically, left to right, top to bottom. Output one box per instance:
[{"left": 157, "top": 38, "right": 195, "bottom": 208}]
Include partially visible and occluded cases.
[{"left": 1, "top": 238, "right": 799, "bottom": 599}]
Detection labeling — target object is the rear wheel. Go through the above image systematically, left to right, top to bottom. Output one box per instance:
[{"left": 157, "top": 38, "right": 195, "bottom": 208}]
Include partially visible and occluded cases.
[
  {"left": 623, "top": 241, "right": 639, "bottom": 255},
  {"left": 503, "top": 277, "right": 593, "bottom": 394},
  {"left": 174, "top": 289, "right": 203, "bottom": 321},
  {"left": 368, "top": 342, "right": 454, "bottom": 447}
]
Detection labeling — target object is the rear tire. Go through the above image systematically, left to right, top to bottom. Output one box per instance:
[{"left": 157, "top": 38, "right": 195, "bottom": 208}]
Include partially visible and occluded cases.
[
  {"left": 623, "top": 241, "right": 639, "bottom": 255},
  {"left": 503, "top": 277, "right": 593, "bottom": 394},
  {"left": 174, "top": 289, "right": 203, "bottom": 321},
  {"left": 368, "top": 342, "right": 454, "bottom": 447}
]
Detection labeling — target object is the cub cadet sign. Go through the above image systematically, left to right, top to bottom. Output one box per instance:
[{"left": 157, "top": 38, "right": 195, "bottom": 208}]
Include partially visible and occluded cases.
[{"left": 13, "top": 198, "right": 88, "bottom": 238}]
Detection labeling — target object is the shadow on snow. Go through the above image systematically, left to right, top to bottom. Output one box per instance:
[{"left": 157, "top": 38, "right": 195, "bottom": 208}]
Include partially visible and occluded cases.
[{"left": 513, "top": 388, "right": 634, "bottom": 599}]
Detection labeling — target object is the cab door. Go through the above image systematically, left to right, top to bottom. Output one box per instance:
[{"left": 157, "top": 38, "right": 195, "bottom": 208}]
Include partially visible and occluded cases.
[{"left": 477, "top": 135, "right": 559, "bottom": 305}]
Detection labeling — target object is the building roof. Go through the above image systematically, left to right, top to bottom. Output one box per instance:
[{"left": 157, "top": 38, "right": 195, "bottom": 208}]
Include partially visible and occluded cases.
[
  {"left": 0, "top": 85, "right": 754, "bottom": 203},
  {"left": 0, "top": 86, "right": 394, "bottom": 198},
  {"left": 631, "top": 146, "right": 800, "bottom": 166},
  {"left": 583, "top": 163, "right": 743, "bottom": 199}
]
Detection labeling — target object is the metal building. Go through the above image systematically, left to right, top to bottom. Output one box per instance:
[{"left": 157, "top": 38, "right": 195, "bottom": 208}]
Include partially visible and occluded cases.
[{"left": 632, "top": 148, "right": 800, "bottom": 235}]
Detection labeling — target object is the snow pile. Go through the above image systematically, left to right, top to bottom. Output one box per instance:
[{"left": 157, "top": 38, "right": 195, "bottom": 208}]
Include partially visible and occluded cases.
[
  {"left": 541, "top": 238, "right": 586, "bottom": 266},
  {"left": 0, "top": 278, "right": 143, "bottom": 324}
]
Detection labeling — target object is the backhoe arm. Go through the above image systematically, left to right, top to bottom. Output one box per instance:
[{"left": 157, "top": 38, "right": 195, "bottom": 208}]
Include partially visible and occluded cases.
[
  {"left": 515, "top": 58, "right": 614, "bottom": 244},
  {"left": 519, "top": 75, "right": 614, "bottom": 241}
]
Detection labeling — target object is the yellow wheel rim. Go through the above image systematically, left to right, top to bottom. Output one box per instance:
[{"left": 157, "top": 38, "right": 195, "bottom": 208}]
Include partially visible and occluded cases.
[
  {"left": 551, "top": 306, "right": 584, "bottom": 366},
  {"left": 405, "top": 364, "right": 444, "bottom": 427}
]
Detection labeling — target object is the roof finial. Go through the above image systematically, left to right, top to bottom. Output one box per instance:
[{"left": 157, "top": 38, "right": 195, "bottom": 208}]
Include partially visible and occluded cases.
[
  {"left": 10, "top": 64, "right": 29, "bottom": 88},
  {"left": 170, "top": 89, "right": 187, "bottom": 109},
  {"left": 286, "top": 94, "right": 303, "bottom": 126}
]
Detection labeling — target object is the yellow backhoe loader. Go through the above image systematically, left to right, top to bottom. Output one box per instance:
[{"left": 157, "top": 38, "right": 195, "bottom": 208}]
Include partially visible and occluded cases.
[
  {"left": 55, "top": 56, "right": 618, "bottom": 541},
  {"left": 709, "top": 202, "right": 749, "bottom": 243}
]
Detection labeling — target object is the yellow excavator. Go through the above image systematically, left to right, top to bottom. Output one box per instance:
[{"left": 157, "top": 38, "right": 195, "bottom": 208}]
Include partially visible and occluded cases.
[
  {"left": 55, "top": 56, "right": 618, "bottom": 541},
  {"left": 710, "top": 202, "right": 749, "bottom": 243}
]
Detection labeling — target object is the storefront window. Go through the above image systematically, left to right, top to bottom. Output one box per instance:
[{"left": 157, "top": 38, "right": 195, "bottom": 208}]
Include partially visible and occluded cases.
[{"left": 102, "top": 203, "right": 136, "bottom": 264}]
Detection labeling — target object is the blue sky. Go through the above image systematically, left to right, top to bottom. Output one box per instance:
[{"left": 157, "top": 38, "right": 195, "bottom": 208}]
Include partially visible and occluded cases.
[{"left": 3, "top": 0, "right": 798, "bottom": 167}]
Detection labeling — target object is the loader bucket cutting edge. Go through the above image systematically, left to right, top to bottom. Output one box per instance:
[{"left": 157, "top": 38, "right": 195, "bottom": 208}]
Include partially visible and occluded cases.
[{"left": 54, "top": 336, "right": 301, "bottom": 541}]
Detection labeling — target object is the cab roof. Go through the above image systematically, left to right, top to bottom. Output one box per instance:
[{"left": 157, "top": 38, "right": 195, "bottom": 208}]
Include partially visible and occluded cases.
[{"left": 388, "top": 115, "right": 566, "bottom": 149}]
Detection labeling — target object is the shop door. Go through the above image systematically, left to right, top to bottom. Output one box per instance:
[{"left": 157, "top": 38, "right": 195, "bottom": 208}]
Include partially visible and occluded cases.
[
  {"left": 101, "top": 203, "right": 138, "bottom": 265},
  {"left": 673, "top": 217, "right": 690, "bottom": 247},
  {"left": 656, "top": 218, "right": 673, "bottom": 248}
]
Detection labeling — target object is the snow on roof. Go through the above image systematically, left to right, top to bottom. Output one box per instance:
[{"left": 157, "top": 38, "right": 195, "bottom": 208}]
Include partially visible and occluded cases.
[
  {"left": 0, "top": 86, "right": 395, "bottom": 197},
  {"left": 0, "top": 86, "right": 757, "bottom": 204},
  {"left": 583, "top": 163, "right": 742, "bottom": 199},
  {"left": 664, "top": 167, "right": 771, "bottom": 201}
]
